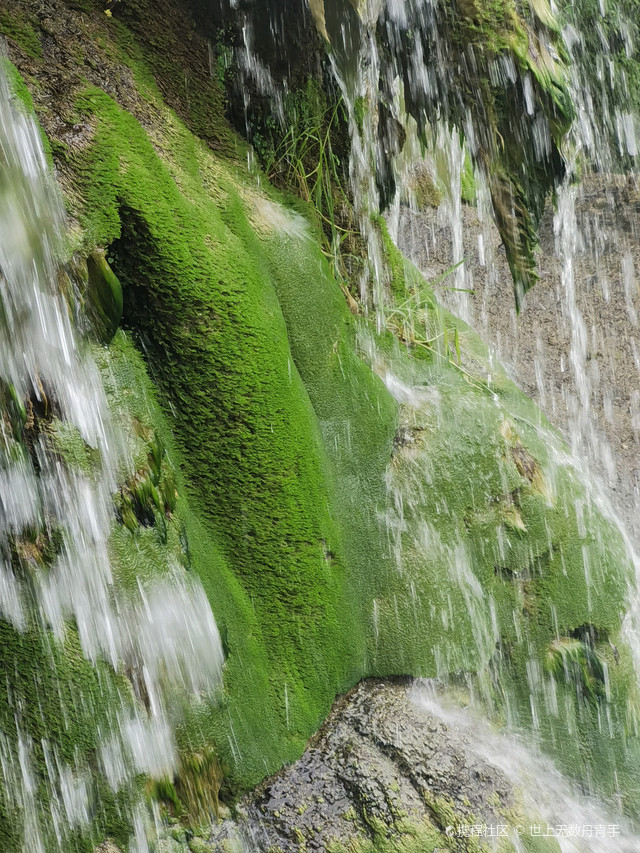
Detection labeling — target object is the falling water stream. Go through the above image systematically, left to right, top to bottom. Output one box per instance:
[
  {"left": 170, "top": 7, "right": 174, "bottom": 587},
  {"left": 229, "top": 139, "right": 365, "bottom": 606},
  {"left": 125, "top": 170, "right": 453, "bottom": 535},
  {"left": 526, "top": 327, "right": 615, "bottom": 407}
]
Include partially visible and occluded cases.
[
  {"left": 306, "top": 0, "right": 640, "bottom": 839},
  {"left": 0, "top": 68, "right": 223, "bottom": 851},
  {"left": 412, "top": 681, "right": 640, "bottom": 852}
]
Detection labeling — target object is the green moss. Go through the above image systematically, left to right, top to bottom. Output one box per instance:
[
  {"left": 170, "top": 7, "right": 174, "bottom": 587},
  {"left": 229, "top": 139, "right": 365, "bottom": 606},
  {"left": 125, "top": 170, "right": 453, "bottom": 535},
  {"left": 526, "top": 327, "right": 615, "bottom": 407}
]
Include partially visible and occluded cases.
[
  {"left": 107, "top": 0, "right": 236, "bottom": 155},
  {"left": 4, "top": 6, "right": 640, "bottom": 846},
  {"left": 0, "top": 9, "right": 42, "bottom": 59},
  {"left": 1, "top": 58, "right": 35, "bottom": 111},
  {"left": 59, "top": 61, "right": 640, "bottom": 817},
  {"left": 58, "top": 70, "right": 389, "bottom": 800},
  {"left": 81, "top": 87, "right": 360, "bottom": 764},
  {"left": 460, "top": 150, "right": 477, "bottom": 205},
  {"left": 409, "top": 170, "right": 442, "bottom": 210},
  {"left": 256, "top": 172, "right": 640, "bottom": 810},
  {"left": 86, "top": 251, "right": 123, "bottom": 342},
  {"left": 370, "top": 320, "right": 640, "bottom": 800},
  {"left": 98, "top": 333, "right": 297, "bottom": 792},
  {"left": 47, "top": 417, "right": 102, "bottom": 475},
  {"left": 0, "top": 620, "right": 137, "bottom": 852}
]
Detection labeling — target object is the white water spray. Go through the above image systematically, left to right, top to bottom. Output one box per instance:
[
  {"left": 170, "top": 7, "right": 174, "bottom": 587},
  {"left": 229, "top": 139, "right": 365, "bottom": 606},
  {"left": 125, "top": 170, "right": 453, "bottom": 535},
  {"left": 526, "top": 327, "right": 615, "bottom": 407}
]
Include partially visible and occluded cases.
[{"left": 0, "top": 66, "right": 223, "bottom": 851}]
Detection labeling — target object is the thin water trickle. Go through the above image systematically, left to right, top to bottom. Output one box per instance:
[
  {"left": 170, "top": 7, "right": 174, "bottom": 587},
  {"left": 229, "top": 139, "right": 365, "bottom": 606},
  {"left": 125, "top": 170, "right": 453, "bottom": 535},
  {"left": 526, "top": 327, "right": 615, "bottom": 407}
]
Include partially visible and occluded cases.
[{"left": 0, "top": 67, "right": 223, "bottom": 850}]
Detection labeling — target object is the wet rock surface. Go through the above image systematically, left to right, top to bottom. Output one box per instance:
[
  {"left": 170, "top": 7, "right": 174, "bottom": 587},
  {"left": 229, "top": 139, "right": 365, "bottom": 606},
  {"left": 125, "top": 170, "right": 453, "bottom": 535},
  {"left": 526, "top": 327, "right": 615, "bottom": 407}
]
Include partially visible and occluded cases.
[
  {"left": 396, "top": 174, "right": 640, "bottom": 543},
  {"left": 209, "top": 679, "right": 515, "bottom": 851}
]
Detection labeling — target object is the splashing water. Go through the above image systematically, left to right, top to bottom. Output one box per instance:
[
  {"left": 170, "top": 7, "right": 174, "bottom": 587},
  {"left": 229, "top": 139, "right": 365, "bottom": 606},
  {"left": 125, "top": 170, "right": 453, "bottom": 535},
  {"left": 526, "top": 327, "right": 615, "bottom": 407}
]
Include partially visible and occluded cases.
[
  {"left": 4, "top": 0, "right": 640, "bottom": 844},
  {"left": 215, "top": 0, "right": 640, "bottom": 823},
  {"left": 390, "top": 0, "right": 640, "bottom": 623},
  {"left": 0, "top": 68, "right": 223, "bottom": 850},
  {"left": 412, "top": 681, "right": 640, "bottom": 852}
]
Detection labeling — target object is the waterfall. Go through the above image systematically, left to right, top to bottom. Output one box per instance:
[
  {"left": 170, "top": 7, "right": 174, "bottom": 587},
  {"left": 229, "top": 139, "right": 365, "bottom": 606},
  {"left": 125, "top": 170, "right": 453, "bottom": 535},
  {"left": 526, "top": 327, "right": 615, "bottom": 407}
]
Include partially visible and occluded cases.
[
  {"left": 5, "top": 0, "right": 640, "bottom": 844},
  {"left": 220, "top": 0, "right": 640, "bottom": 811},
  {"left": 288, "top": 0, "right": 640, "bottom": 820},
  {"left": 390, "top": 0, "right": 640, "bottom": 641},
  {"left": 390, "top": 0, "right": 640, "bottom": 521},
  {"left": 0, "top": 67, "right": 223, "bottom": 851}
]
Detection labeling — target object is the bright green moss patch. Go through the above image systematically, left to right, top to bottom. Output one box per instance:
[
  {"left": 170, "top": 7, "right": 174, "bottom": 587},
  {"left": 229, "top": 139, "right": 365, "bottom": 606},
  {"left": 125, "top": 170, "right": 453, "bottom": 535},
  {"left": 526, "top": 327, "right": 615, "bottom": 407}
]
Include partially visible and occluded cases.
[
  {"left": 1, "top": 58, "right": 35, "bottom": 111},
  {"left": 87, "top": 89, "right": 358, "bottom": 749},
  {"left": 75, "top": 91, "right": 370, "bottom": 779},
  {"left": 253, "top": 209, "right": 399, "bottom": 672},
  {"left": 98, "top": 332, "right": 300, "bottom": 792}
]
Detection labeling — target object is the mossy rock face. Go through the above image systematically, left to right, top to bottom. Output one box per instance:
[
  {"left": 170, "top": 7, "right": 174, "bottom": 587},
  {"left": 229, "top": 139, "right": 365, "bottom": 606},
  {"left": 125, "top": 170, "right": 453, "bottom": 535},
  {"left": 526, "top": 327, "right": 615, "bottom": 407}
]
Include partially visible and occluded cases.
[
  {"left": 2, "top": 0, "right": 640, "bottom": 848},
  {"left": 209, "top": 0, "right": 573, "bottom": 307},
  {"left": 375, "top": 0, "right": 572, "bottom": 308},
  {"left": 561, "top": 0, "right": 640, "bottom": 169},
  {"left": 0, "top": 8, "right": 42, "bottom": 59},
  {"left": 74, "top": 89, "right": 366, "bottom": 783},
  {"left": 407, "top": 167, "right": 442, "bottom": 210},
  {"left": 86, "top": 251, "right": 123, "bottom": 342},
  {"left": 356, "top": 308, "right": 640, "bottom": 805},
  {"left": 225, "top": 680, "right": 566, "bottom": 852}
]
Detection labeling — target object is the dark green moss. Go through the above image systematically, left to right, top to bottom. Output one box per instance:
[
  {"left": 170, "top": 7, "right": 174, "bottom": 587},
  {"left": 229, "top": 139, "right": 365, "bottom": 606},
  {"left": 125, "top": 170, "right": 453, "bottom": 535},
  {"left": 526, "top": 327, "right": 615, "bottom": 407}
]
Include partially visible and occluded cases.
[
  {"left": 107, "top": 0, "right": 237, "bottom": 155},
  {"left": 375, "top": 0, "right": 572, "bottom": 308},
  {"left": 562, "top": 0, "right": 640, "bottom": 168},
  {"left": 0, "top": 9, "right": 42, "bottom": 59},
  {"left": 0, "top": 620, "right": 137, "bottom": 851}
]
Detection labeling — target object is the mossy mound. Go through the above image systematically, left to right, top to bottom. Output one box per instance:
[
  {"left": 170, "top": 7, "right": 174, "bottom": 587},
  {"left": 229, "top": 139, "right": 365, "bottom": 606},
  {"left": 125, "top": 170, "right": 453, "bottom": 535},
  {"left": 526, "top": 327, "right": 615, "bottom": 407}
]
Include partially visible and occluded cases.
[{"left": 70, "top": 87, "right": 368, "bottom": 790}]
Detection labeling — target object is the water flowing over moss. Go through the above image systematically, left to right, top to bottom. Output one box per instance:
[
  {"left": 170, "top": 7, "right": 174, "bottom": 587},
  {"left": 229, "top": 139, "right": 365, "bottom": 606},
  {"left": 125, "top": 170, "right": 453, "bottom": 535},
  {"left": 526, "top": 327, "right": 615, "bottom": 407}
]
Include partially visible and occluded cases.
[
  {"left": 1, "top": 0, "right": 640, "bottom": 848},
  {"left": 211, "top": 0, "right": 573, "bottom": 308},
  {"left": 67, "top": 69, "right": 639, "bottom": 810}
]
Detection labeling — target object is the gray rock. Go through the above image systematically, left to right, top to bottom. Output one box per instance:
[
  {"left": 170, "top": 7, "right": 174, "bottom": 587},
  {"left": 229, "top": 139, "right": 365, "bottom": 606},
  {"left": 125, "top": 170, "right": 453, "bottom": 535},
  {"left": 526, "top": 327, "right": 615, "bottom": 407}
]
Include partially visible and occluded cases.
[
  {"left": 397, "top": 173, "right": 640, "bottom": 544},
  {"left": 216, "top": 679, "right": 519, "bottom": 851}
]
